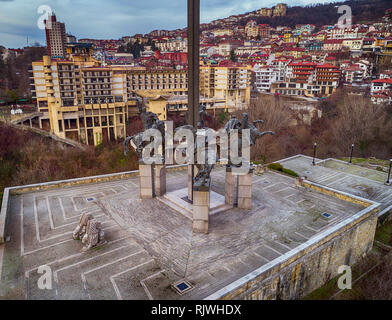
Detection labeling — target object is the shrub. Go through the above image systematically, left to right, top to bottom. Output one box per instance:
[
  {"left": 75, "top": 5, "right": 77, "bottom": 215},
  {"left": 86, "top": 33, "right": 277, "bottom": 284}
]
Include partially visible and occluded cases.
[
  {"left": 267, "top": 163, "right": 283, "bottom": 171},
  {"left": 267, "top": 163, "right": 299, "bottom": 177},
  {"left": 282, "top": 168, "right": 299, "bottom": 177}
]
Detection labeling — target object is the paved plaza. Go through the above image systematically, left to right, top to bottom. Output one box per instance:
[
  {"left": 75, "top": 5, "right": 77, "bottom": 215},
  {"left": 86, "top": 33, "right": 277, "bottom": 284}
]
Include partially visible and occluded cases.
[
  {"left": 278, "top": 155, "right": 392, "bottom": 215},
  {"left": 0, "top": 165, "right": 367, "bottom": 300}
]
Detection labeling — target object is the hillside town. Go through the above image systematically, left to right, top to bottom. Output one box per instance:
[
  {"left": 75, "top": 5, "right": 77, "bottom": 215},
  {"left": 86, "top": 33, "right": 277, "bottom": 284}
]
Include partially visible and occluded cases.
[
  {"left": 2, "top": 1, "right": 392, "bottom": 305},
  {"left": 0, "top": 3, "right": 392, "bottom": 146}
]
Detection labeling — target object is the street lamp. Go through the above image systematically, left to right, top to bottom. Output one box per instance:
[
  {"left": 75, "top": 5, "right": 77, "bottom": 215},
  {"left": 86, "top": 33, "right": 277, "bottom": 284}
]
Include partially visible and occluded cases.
[
  {"left": 312, "top": 143, "right": 317, "bottom": 166},
  {"left": 349, "top": 144, "right": 354, "bottom": 164},
  {"left": 386, "top": 159, "right": 392, "bottom": 185}
]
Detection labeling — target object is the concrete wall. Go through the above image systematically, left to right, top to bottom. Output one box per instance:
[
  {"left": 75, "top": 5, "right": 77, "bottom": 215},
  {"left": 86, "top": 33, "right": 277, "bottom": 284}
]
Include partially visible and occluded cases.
[
  {"left": 206, "top": 180, "right": 380, "bottom": 300},
  {"left": 224, "top": 213, "right": 376, "bottom": 300}
]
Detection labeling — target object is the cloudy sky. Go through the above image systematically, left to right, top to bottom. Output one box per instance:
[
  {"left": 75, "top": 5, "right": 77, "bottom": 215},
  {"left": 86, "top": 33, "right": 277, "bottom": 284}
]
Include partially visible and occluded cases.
[{"left": 0, "top": 0, "right": 338, "bottom": 48}]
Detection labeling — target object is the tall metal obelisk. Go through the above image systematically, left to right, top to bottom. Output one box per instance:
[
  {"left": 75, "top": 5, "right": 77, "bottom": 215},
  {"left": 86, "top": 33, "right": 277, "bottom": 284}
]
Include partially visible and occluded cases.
[
  {"left": 187, "top": 0, "right": 200, "bottom": 128},
  {"left": 187, "top": 0, "right": 200, "bottom": 202}
]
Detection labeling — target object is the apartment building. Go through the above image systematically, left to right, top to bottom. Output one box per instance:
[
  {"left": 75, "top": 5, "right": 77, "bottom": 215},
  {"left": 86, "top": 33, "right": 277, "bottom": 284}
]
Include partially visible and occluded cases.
[
  {"left": 44, "top": 13, "right": 67, "bottom": 58},
  {"left": 245, "top": 21, "right": 259, "bottom": 39},
  {"left": 259, "top": 24, "right": 271, "bottom": 39},
  {"left": 327, "top": 27, "right": 360, "bottom": 40},
  {"left": 212, "top": 29, "right": 233, "bottom": 37},
  {"left": 342, "top": 38, "right": 363, "bottom": 52},
  {"left": 156, "top": 39, "right": 187, "bottom": 52},
  {"left": 323, "top": 39, "right": 344, "bottom": 51},
  {"left": 218, "top": 41, "right": 241, "bottom": 57},
  {"left": 30, "top": 44, "right": 132, "bottom": 146},
  {"left": 31, "top": 46, "right": 251, "bottom": 145},
  {"left": 270, "top": 59, "right": 290, "bottom": 81},
  {"left": 271, "top": 62, "right": 340, "bottom": 97},
  {"left": 200, "top": 63, "right": 252, "bottom": 110},
  {"left": 253, "top": 64, "right": 278, "bottom": 92},
  {"left": 341, "top": 64, "right": 365, "bottom": 83},
  {"left": 371, "top": 78, "right": 392, "bottom": 94},
  {"left": 371, "top": 78, "right": 392, "bottom": 104}
]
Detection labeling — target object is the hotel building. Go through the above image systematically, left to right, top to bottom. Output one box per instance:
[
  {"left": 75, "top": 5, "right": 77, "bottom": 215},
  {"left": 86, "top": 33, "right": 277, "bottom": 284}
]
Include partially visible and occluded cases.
[{"left": 31, "top": 45, "right": 251, "bottom": 145}]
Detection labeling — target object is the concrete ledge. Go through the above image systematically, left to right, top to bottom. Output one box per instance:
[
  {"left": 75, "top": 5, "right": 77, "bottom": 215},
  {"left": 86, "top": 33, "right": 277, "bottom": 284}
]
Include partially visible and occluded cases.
[
  {"left": 275, "top": 154, "right": 320, "bottom": 164},
  {"left": 7, "top": 164, "right": 187, "bottom": 195},
  {"left": 301, "top": 179, "right": 374, "bottom": 208},
  {"left": 0, "top": 188, "right": 10, "bottom": 244}
]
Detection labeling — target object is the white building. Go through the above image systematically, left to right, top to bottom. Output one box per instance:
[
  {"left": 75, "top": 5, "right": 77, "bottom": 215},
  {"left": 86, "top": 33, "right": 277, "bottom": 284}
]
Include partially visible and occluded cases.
[
  {"left": 253, "top": 64, "right": 279, "bottom": 92},
  {"left": 371, "top": 78, "right": 392, "bottom": 94}
]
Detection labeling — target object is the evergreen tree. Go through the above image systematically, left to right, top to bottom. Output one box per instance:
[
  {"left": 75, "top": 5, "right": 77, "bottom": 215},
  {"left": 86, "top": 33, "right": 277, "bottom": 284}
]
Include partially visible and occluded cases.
[{"left": 230, "top": 49, "right": 237, "bottom": 62}]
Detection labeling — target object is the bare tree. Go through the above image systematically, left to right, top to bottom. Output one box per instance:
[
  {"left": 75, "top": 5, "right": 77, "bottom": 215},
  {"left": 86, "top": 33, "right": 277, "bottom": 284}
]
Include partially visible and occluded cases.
[
  {"left": 235, "top": 94, "right": 293, "bottom": 162},
  {"left": 329, "top": 95, "right": 388, "bottom": 156}
]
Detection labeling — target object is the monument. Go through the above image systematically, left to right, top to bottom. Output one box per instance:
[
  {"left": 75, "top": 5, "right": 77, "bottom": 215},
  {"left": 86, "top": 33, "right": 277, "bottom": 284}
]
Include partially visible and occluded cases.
[
  {"left": 121, "top": 0, "right": 276, "bottom": 232},
  {"left": 124, "top": 105, "right": 167, "bottom": 199},
  {"left": 223, "top": 113, "right": 275, "bottom": 210},
  {"left": 72, "top": 211, "right": 106, "bottom": 252}
]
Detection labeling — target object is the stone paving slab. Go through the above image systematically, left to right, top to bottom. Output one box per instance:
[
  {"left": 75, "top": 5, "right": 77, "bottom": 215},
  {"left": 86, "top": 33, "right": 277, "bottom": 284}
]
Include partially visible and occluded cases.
[
  {"left": 278, "top": 155, "right": 392, "bottom": 213},
  {"left": 0, "top": 165, "right": 366, "bottom": 300}
]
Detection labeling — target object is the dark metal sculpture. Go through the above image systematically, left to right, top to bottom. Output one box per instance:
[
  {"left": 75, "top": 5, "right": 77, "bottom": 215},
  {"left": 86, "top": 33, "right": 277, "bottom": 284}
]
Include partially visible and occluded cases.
[
  {"left": 198, "top": 105, "right": 208, "bottom": 129},
  {"left": 124, "top": 107, "right": 165, "bottom": 162},
  {"left": 174, "top": 109, "right": 217, "bottom": 187},
  {"left": 223, "top": 113, "right": 275, "bottom": 167},
  {"left": 240, "top": 113, "right": 275, "bottom": 146},
  {"left": 224, "top": 114, "right": 241, "bottom": 133},
  {"left": 193, "top": 128, "right": 218, "bottom": 186}
]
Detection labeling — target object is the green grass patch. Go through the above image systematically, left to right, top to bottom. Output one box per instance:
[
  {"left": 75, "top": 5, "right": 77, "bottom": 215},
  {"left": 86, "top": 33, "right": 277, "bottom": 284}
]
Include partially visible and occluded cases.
[
  {"left": 338, "top": 157, "right": 367, "bottom": 165},
  {"left": 267, "top": 163, "right": 299, "bottom": 177},
  {"left": 282, "top": 168, "right": 299, "bottom": 177},
  {"left": 375, "top": 222, "right": 392, "bottom": 245},
  {"left": 302, "top": 276, "right": 339, "bottom": 300}
]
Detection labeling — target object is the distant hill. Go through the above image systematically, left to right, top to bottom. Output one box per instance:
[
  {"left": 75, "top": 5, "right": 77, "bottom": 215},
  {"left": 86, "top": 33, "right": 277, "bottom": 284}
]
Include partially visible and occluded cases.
[{"left": 238, "top": 0, "right": 391, "bottom": 29}]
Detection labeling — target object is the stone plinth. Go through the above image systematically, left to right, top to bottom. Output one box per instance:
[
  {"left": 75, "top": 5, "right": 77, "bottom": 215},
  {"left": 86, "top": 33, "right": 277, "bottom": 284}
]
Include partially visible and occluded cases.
[
  {"left": 139, "top": 163, "right": 154, "bottom": 199},
  {"left": 155, "top": 165, "right": 166, "bottom": 196},
  {"left": 188, "top": 165, "right": 199, "bottom": 201},
  {"left": 224, "top": 167, "right": 236, "bottom": 207},
  {"left": 238, "top": 169, "right": 253, "bottom": 210},
  {"left": 193, "top": 178, "right": 210, "bottom": 234}
]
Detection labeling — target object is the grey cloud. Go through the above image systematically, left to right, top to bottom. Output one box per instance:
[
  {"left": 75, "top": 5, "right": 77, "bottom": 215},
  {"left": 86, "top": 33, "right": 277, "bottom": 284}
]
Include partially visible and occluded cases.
[{"left": 0, "top": 0, "right": 333, "bottom": 48}]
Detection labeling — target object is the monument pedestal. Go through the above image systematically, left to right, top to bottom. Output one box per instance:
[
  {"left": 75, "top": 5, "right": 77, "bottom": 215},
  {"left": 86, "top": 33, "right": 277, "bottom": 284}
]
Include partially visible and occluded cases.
[
  {"left": 139, "top": 163, "right": 154, "bottom": 199},
  {"left": 155, "top": 165, "right": 166, "bottom": 196},
  {"left": 188, "top": 165, "right": 199, "bottom": 202},
  {"left": 224, "top": 167, "right": 236, "bottom": 207},
  {"left": 224, "top": 167, "right": 253, "bottom": 210},
  {"left": 238, "top": 169, "right": 253, "bottom": 210},
  {"left": 192, "top": 179, "right": 210, "bottom": 234}
]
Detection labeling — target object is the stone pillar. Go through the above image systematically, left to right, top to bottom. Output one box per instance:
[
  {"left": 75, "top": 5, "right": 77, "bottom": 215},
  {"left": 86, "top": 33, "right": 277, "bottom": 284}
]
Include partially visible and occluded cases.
[
  {"left": 139, "top": 163, "right": 154, "bottom": 199},
  {"left": 155, "top": 165, "right": 166, "bottom": 196},
  {"left": 187, "top": 165, "right": 199, "bottom": 201},
  {"left": 224, "top": 167, "right": 236, "bottom": 207},
  {"left": 237, "top": 169, "right": 253, "bottom": 210},
  {"left": 193, "top": 179, "right": 210, "bottom": 234}
]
